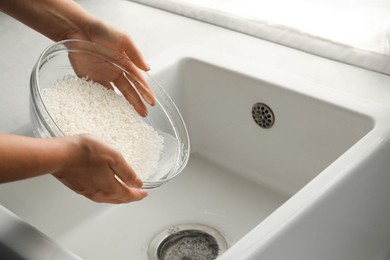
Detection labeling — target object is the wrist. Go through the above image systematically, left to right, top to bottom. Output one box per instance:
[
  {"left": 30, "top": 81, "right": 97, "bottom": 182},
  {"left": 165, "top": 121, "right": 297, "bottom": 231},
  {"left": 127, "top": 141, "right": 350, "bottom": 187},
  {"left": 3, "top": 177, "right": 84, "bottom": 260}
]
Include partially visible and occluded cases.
[
  {"left": 0, "top": 0, "right": 96, "bottom": 42},
  {"left": 51, "top": 135, "right": 85, "bottom": 176}
]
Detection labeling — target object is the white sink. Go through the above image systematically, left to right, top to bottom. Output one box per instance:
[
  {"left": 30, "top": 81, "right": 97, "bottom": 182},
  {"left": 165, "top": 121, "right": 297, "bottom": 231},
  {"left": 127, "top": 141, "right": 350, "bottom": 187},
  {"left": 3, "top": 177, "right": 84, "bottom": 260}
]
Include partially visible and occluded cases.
[{"left": 1, "top": 46, "right": 389, "bottom": 260}]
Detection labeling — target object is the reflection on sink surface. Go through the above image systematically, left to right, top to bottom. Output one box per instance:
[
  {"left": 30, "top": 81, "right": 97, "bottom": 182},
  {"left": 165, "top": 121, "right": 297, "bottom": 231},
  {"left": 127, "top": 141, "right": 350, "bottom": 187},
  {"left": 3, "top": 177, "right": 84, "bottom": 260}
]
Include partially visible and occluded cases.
[{"left": 0, "top": 47, "right": 384, "bottom": 260}]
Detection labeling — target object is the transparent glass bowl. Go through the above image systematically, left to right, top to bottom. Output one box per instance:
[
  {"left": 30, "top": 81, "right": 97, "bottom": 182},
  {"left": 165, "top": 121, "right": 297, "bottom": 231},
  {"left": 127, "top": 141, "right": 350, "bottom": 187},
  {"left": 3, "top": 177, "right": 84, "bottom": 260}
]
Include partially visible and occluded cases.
[{"left": 30, "top": 39, "right": 190, "bottom": 189}]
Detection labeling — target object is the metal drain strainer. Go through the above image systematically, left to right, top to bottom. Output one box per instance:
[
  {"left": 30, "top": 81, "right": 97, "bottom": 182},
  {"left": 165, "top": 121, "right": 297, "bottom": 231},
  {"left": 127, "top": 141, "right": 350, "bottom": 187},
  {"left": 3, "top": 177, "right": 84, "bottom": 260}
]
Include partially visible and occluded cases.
[
  {"left": 251, "top": 103, "right": 274, "bottom": 129},
  {"left": 148, "top": 224, "right": 228, "bottom": 260}
]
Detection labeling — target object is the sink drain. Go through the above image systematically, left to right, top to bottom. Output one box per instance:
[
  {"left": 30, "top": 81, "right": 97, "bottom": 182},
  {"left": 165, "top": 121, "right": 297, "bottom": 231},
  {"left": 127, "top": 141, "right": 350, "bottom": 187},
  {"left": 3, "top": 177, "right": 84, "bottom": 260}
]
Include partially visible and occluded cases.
[
  {"left": 252, "top": 103, "right": 274, "bottom": 129},
  {"left": 148, "top": 224, "right": 228, "bottom": 260}
]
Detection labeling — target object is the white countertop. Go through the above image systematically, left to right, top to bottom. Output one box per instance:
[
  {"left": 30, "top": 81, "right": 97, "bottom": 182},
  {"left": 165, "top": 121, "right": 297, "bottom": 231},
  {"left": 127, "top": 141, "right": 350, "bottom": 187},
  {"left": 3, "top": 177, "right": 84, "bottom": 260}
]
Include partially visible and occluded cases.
[
  {"left": 2, "top": 0, "right": 390, "bottom": 133},
  {"left": 133, "top": 0, "right": 390, "bottom": 75}
]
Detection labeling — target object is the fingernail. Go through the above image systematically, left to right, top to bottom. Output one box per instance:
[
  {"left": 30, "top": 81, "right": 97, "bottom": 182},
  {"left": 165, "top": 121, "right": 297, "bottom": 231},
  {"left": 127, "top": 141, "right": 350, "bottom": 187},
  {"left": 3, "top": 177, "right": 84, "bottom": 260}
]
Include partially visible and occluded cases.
[
  {"left": 145, "top": 63, "right": 151, "bottom": 71},
  {"left": 144, "top": 93, "right": 156, "bottom": 106},
  {"left": 138, "top": 107, "right": 148, "bottom": 117},
  {"left": 135, "top": 178, "right": 143, "bottom": 188},
  {"left": 141, "top": 190, "right": 148, "bottom": 198}
]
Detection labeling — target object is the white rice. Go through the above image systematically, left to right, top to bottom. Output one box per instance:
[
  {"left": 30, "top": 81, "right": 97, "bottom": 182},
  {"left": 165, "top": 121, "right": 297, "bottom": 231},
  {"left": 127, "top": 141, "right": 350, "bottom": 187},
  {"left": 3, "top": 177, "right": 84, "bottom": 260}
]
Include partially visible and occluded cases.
[{"left": 41, "top": 75, "right": 164, "bottom": 181}]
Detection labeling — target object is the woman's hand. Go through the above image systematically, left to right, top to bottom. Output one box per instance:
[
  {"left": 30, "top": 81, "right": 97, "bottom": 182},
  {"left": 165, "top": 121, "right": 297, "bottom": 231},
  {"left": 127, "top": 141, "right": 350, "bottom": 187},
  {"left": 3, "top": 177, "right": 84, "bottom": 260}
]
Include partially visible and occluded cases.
[
  {"left": 0, "top": 0, "right": 155, "bottom": 116},
  {"left": 64, "top": 19, "right": 156, "bottom": 117},
  {"left": 0, "top": 134, "right": 148, "bottom": 204},
  {"left": 53, "top": 134, "right": 148, "bottom": 204}
]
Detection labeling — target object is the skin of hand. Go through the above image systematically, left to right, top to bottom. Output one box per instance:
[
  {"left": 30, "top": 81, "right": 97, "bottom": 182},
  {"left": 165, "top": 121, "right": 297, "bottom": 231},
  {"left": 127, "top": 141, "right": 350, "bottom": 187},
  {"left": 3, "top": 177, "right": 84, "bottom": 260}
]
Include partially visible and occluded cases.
[
  {"left": 0, "top": 0, "right": 152, "bottom": 203},
  {"left": 0, "top": 0, "right": 155, "bottom": 117},
  {"left": 65, "top": 19, "right": 156, "bottom": 117},
  {"left": 67, "top": 39, "right": 155, "bottom": 117},
  {"left": 0, "top": 134, "right": 148, "bottom": 204},
  {"left": 52, "top": 135, "right": 148, "bottom": 204}
]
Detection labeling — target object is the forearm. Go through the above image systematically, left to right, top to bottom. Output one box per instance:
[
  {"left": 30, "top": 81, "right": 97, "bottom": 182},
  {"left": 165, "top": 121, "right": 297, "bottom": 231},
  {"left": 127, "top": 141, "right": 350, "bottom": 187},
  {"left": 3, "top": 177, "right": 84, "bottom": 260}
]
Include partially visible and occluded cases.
[
  {"left": 0, "top": 0, "right": 96, "bottom": 41},
  {"left": 0, "top": 134, "right": 72, "bottom": 183}
]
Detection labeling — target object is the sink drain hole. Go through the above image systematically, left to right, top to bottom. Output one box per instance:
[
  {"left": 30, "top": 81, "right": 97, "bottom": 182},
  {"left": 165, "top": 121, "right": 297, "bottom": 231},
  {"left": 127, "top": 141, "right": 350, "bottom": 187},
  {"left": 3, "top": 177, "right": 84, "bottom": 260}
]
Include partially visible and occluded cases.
[
  {"left": 252, "top": 103, "right": 275, "bottom": 129},
  {"left": 148, "top": 224, "right": 228, "bottom": 260},
  {"left": 159, "top": 230, "right": 218, "bottom": 260}
]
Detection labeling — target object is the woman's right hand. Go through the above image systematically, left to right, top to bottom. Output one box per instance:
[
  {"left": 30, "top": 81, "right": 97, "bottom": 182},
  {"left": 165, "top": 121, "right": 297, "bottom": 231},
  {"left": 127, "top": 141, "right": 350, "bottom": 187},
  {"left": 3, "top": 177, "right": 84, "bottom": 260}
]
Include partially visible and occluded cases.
[{"left": 53, "top": 134, "right": 148, "bottom": 204}]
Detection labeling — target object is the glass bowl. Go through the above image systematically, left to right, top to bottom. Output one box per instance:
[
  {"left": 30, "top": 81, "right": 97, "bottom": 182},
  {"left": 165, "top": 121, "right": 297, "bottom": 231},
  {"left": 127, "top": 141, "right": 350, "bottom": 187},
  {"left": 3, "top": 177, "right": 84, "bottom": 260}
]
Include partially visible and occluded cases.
[{"left": 29, "top": 39, "right": 190, "bottom": 189}]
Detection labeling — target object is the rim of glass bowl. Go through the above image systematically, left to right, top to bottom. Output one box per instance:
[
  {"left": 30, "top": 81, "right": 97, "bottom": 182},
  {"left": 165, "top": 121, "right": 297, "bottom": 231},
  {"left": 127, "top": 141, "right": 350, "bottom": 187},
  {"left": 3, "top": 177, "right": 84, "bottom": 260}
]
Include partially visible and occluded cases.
[{"left": 30, "top": 39, "right": 190, "bottom": 188}]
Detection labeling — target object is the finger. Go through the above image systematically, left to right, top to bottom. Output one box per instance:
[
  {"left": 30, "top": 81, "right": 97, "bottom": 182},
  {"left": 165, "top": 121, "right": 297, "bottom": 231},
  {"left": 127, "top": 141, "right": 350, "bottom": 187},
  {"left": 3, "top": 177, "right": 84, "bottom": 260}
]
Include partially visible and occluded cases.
[
  {"left": 108, "top": 35, "right": 156, "bottom": 106},
  {"left": 122, "top": 35, "right": 150, "bottom": 71},
  {"left": 122, "top": 62, "right": 156, "bottom": 107},
  {"left": 113, "top": 75, "right": 148, "bottom": 117},
  {"left": 110, "top": 154, "right": 143, "bottom": 188},
  {"left": 112, "top": 164, "right": 143, "bottom": 189},
  {"left": 110, "top": 173, "right": 148, "bottom": 202},
  {"left": 89, "top": 177, "right": 147, "bottom": 203},
  {"left": 107, "top": 178, "right": 148, "bottom": 203},
  {"left": 123, "top": 188, "right": 148, "bottom": 202},
  {"left": 94, "top": 190, "right": 147, "bottom": 204},
  {"left": 94, "top": 193, "right": 147, "bottom": 204},
  {"left": 87, "top": 195, "right": 123, "bottom": 204}
]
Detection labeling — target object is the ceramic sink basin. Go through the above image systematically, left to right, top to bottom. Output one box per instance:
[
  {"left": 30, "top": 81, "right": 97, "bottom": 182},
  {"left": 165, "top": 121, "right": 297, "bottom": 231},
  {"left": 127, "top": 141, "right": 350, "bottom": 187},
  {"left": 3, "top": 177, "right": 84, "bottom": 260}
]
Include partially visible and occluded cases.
[{"left": 1, "top": 46, "right": 389, "bottom": 260}]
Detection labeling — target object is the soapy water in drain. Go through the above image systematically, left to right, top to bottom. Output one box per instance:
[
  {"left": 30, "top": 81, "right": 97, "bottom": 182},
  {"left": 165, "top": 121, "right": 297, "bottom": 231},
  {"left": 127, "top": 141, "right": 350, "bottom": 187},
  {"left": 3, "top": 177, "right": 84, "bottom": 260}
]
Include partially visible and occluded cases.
[{"left": 148, "top": 224, "right": 228, "bottom": 260}]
